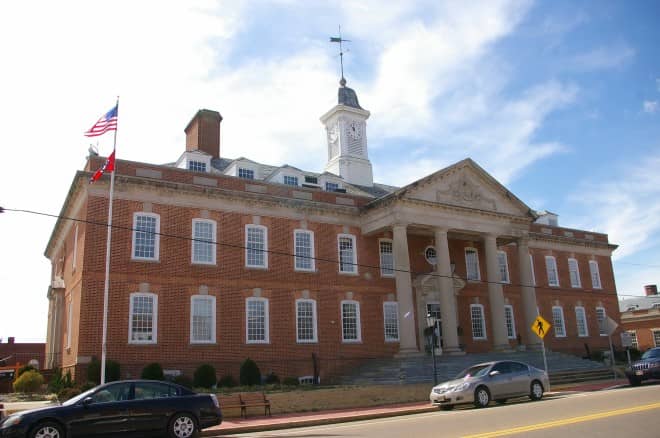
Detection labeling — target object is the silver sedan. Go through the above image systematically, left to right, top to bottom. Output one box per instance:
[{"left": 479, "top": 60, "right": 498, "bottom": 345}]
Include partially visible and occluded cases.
[{"left": 429, "top": 360, "right": 549, "bottom": 410}]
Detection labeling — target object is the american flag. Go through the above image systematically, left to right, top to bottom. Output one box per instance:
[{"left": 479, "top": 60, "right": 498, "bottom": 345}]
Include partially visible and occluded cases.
[
  {"left": 85, "top": 104, "right": 118, "bottom": 137},
  {"left": 90, "top": 150, "right": 116, "bottom": 183}
]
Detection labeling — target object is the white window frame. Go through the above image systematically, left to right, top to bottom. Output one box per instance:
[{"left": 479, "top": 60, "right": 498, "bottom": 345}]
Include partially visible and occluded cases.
[
  {"left": 188, "top": 160, "right": 207, "bottom": 172},
  {"left": 238, "top": 167, "right": 255, "bottom": 179},
  {"left": 283, "top": 175, "right": 298, "bottom": 186},
  {"left": 325, "top": 181, "right": 339, "bottom": 192},
  {"left": 132, "top": 212, "right": 160, "bottom": 261},
  {"left": 191, "top": 219, "right": 217, "bottom": 265},
  {"left": 245, "top": 224, "right": 268, "bottom": 268},
  {"left": 294, "top": 229, "right": 315, "bottom": 272},
  {"left": 338, "top": 234, "right": 358, "bottom": 274},
  {"left": 379, "top": 239, "right": 395, "bottom": 277},
  {"left": 424, "top": 246, "right": 437, "bottom": 265},
  {"left": 465, "top": 247, "right": 481, "bottom": 281},
  {"left": 497, "top": 251, "right": 510, "bottom": 283},
  {"left": 529, "top": 254, "right": 536, "bottom": 286},
  {"left": 545, "top": 256, "right": 559, "bottom": 287},
  {"left": 568, "top": 258, "right": 581, "bottom": 288},
  {"left": 589, "top": 260, "right": 602, "bottom": 289},
  {"left": 129, "top": 292, "right": 158, "bottom": 344},
  {"left": 190, "top": 295, "right": 216, "bottom": 344},
  {"left": 246, "top": 297, "right": 269, "bottom": 344},
  {"left": 295, "top": 298, "right": 318, "bottom": 343},
  {"left": 66, "top": 299, "right": 73, "bottom": 349},
  {"left": 341, "top": 300, "right": 362, "bottom": 343},
  {"left": 383, "top": 301, "right": 400, "bottom": 342},
  {"left": 470, "top": 304, "right": 487, "bottom": 340},
  {"left": 504, "top": 304, "right": 516, "bottom": 339},
  {"left": 552, "top": 306, "right": 566, "bottom": 338},
  {"left": 575, "top": 306, "right": 589, "bottom": 337},
  {"left": 596, "top": 307, "right": 607, "bottom": 336},
  {"left": 653, "top": 329, "right": 660, "bottom": 347},
  {"left": 628, "top": 330, "right": 638, "bottom": 349}
]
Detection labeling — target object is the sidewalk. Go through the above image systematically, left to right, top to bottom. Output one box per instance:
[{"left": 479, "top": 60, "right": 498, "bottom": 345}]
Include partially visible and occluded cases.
[{"left": 204, "top": 378, "right": 628, "bottom": 436}]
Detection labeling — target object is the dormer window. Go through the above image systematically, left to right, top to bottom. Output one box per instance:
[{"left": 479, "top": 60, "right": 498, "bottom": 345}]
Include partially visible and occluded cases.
[
  {"left": 188, "top": 161, "right": 206, "bottom": 172},
  {"left": 239, "top": 168, "right": 254, "bottom": 180},
  {"left": 284, "top": 175, "right": 298, "bottom": 186},
  {"left": 304, "top": 176, "right": 318, "bottom": 184},
  {"left": 325, "top": 182, "right": 339, "bottom": 192}
]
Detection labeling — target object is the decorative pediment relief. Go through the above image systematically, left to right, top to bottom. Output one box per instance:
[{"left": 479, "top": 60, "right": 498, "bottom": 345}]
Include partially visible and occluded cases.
[{"left": 436, "top": 174, "right": 498, "bottom": 212}]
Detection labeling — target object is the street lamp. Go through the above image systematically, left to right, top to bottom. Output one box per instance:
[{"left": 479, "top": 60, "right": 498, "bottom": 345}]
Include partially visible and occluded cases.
[{"left": 426, "top": 312, "right": 438, "bottom": 385}]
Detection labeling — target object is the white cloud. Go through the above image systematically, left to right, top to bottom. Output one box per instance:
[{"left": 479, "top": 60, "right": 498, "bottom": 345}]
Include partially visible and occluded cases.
[
  {"left": 569, "top": 43, "right": 635, "bottom": 71},
  {"left": 643, "top": 100, "right": 658, "bottom": 113}
]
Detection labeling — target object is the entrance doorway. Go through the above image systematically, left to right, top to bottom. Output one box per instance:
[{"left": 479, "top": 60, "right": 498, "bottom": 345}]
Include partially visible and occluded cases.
[{"left": 426, "top": 303, "right": 442, "bottom": 351}]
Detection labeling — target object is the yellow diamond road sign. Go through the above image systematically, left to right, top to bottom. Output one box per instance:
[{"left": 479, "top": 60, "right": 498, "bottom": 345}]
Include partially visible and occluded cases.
[{"left": 532, "top": 315, "right": 551, "bottom": 339}]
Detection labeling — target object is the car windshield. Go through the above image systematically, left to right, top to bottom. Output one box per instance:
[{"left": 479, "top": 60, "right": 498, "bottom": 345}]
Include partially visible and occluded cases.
[
  {"left": 641, "top": 349, "right": 660, "bottom": 359},
  {"left": 455, "top": 364, "right": 491, "bottom": 379},
  {"left": 62, "top": 387, "right": 99, "bottom": 406}
]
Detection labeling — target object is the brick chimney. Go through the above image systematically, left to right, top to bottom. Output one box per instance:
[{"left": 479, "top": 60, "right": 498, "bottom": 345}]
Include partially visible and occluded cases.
[
  {"left": 184, "top": 109, "right": 223, "bottom": 159},
  {"left": 644, "top": 284, "right": 658, "bottom": 296},
  {"left": 8, "top": 337, "right": 14, "bottom": 344}
]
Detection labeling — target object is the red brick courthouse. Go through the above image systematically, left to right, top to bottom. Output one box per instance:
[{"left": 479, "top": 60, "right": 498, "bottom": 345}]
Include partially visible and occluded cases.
[{"left": 44, "top": 80, "right": 620, "bottom": 382}]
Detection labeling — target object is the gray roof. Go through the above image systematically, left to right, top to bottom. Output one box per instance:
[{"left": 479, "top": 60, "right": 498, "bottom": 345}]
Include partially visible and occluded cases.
[
  {"left": 338, "top": 79, "right": 363, "bottom": 109},
  {"left": 619, "top": 295, "right": 660, "bottom": 312}
]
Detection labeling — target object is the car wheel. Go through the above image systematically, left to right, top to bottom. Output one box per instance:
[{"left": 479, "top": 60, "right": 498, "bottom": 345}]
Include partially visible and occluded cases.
[
  {"left": 628, "top": 377, "right": 642, "bottom": 387},
  {"left": 529, "top": 380, "right": 544, "bottom": 401},
  {"left": 474, "top": 386, "right": 490, "bottom": 408},
  {"left": 495, "top": 399, "right": 507, "bottom": 405},
  {"left": 440, "top": 404, "right": 454, "bottom": 411},
  {"left": 169, "top": 412, "right": 199, "bottom": 438},
  {"left": 30, "top": 421, "right": 65, "bottom": 438}
]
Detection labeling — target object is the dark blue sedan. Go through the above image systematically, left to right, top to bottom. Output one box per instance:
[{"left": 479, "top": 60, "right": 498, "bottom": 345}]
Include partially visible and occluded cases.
[{"left": 0, "top": 379, "right": 222, "bottom": 438}]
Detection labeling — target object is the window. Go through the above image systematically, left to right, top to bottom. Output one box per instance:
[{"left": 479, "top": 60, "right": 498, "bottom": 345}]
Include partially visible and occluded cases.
[
  {"left": 188, "top": 161, "right": 206, "bottom": 172},
  {"left": 238, "top": 168, "right": 254, "bottom": 179},
  {"left": 284, "top": 175, "right": 298, "bottom": 186},
  {"left": 304, "top": 175, "right": 318, "bottom": 184},
  {"left": 325, "top": 181, "right": 339, "bottom": 192},
  {"left": 132, "top": 213, "right": 160, "bottom": 261},
  {"left": 192, "top": 219, "right": 216, "bottom": 265},
  {"left": 245, "top": 225, "right": 268, "bottom": 268},
  {"left": 294, "top": 230, "right": 315, "bottom": 271},
  {"left": 338, "top": 234, "right": 357, "bottom": 274},
  {"left": 379, "top": 240, "right": 394, "bottom": 277},
  {"left": 424, "top": 246, "right": 437, "bottom": 265},
  {"left": 465, "top": 248, "right": 480, "bottom": 281},
  {"left": 497, "top": 251, "right": 510, "bottom": 283},
  {"left": 529, "top": 254, "right": 536, "bottom": 286},
  {"left": 545, "top": 256, "right": 559, "bottom": 287},
  {"left": 568, "top": 258, "right": 581, "bottom": 288},
  {"left": 589, "top": 260, "right": 602, "bottom": 289},
  {"left": 129, "top": 293, "right": 158, "bottom": 344},
  {"left": 190, "top": 295, "right": 216, "bottom": 344},
  {"left": 246, "top": 297, "right": 269, "bottom": 343},
  {"left": 66, "top": 299, "right": 73, "bottom": 349},
  {"left": 296, "top": 299, "right": 317, "bottom": 343},
  {"left": 341, "top": 300, "right": 361, "bottom": 342},
  {"left": 383, "top": 302, "right": 400, "bottom": 342},
  {"left": 653, "top": 303, "right": 660, "bottom": 310},
  {"left": 470, "top": 304, "right": 486, "bottom": 340},
  {"left": 504, "top": 305, "right": 516, "bottom": 339},
  {"left": 552, "top": 306, "right": 566, "bottom": 337},
  {"left": 575, "top": 306, "right": 589, "bottom": 337},
  {"left": 595, "top": 307, "right": 607, "bottom": 336},
  {"left": 653, "top": 330, "right": 660, "bottom": 347},
  {"left": 628, "top": 331, "right": 638, "bottom": 349},
  {"left": 134, "top": 382, "right": 179, "bottom": 399}
]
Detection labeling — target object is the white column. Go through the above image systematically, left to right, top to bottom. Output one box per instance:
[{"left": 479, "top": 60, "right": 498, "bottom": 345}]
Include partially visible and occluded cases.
[
  {"left": 392, "top": 224, "right": 419, "bottom": 355},
  {"left": 434, "top": 228, "right": 462, "bottom": 354},
  {"left": 483, "top": 233, "right": 510, "bottom": 351},
  {"left": 518, "top": 237, "right": 542, "bottom": 350}
]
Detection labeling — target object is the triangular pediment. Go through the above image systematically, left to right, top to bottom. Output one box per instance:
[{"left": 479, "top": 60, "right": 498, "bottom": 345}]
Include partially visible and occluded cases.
[{"left": 398, "top": 159, "right": 533, "bottom": 217}]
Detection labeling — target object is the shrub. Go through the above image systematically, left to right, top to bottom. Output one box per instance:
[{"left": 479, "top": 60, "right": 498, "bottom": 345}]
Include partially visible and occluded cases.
[
  {"left": 87, "top": 358, "right": 121, "bottom": 384},
  {"left": 240, "top": 358, "right": 261, "bottom": 386},
  {"left": 141, "top": 362, "right": 165, "bottom": 381},
  {"left": 18, "top": 364, "right": 37, "bottom": 377},
  {"left": 193, "top": 364, "right": 217, "bottom": 389},
  {"left": 13, "top": 370, "right": 44, "bottom": 393},
  {"left": 264, "top": 372, "right": 280, "bottom": 384},
  {"left": 173, "top": 375, "right": 193, "bottom": 389},
  {"left": 218, "top": 375, "right": 237, "bottom": 388},
  {"left": 282, "top": 377, "right": 299, "bottom": 386},
  {"left": 58, "top": 387, "right": 82, "bottom": 401}
]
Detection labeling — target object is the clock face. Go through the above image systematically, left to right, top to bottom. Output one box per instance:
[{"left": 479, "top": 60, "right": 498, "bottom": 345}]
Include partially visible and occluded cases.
[{"left": 347, "top": 121, "right": 362, "bottom": 140}]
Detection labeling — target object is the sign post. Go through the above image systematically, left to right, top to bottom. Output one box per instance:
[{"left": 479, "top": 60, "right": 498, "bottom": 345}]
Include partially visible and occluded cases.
[
  {"left": 531, "top": 315, "right": 552, "bottom": 391},
  {"left": 600, "top": 316, "right": 619, "bottom": 379},
  {"left": 621, "top": 332, "right": 633, "bottom": 367}
]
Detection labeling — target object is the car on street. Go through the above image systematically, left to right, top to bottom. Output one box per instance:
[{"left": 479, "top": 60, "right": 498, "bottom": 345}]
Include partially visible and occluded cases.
[
  {"left": 625, "top": 347, "right": 660, "bottom": 386},
  {"left": 429, "top": 360, "right": 549, "bottom": 410},
  {"left": 0, "top": 379, "right": 222, "bottom": 438}
]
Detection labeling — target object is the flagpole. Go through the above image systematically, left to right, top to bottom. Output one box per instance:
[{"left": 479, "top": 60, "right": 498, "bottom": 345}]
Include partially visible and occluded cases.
[{"left": 100, "top": 98, "right": 119, "bottom": 385}]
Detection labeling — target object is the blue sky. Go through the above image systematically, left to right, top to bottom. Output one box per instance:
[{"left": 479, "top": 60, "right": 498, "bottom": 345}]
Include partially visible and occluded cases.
[{"left": 1, "top": 0, "right": 659, "bottom": 342}]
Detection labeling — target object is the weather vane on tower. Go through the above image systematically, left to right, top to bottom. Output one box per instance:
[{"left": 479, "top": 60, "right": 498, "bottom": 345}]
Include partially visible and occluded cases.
[{"left": 330, "top": 26, "right": 351, "bottom": 85}]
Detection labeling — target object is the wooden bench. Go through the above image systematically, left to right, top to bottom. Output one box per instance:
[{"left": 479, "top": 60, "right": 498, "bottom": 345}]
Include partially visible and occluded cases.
[{"left": 218, "top": 393, "right": 271, "bottom": 418}]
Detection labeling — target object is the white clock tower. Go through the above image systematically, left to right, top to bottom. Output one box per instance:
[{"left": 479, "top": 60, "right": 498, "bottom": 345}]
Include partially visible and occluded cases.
[{"left": 320, "top": 78, "right": 373, "bottom": 187}]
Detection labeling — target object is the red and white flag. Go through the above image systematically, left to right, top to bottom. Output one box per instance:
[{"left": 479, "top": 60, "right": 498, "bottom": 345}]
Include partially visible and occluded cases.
[
  {"left": 85, "top": 105, "right": 118, "bottom": 137},
  {"left": 90, "top": 150, "right": 116, "bottom": 183}
]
